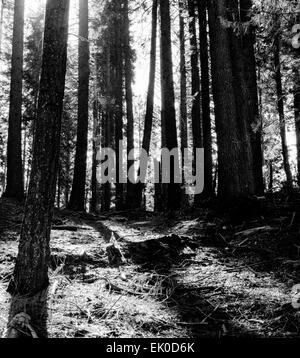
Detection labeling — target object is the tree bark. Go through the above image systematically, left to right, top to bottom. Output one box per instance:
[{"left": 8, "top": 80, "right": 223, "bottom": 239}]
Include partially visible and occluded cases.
[
  {"left": 3, "top": 0, "right": 24, "bottom": 201},
  {"left": 8, "top": 0, "right": 69, "bottom": 300},
  {"left": 68, "top": 0, "right": 90, "bottom": 211},
  {"left": 124, "top": 0, "right": 136, "bottom": 209},
  {"left": 135, "top": 0, "right": 158, "bottom": 208},
  {"left": 160, "top": 0, "right": 181, "bottom": 210},
  {"left": 179, "top": 0, "right": 188, "bottom": 206},
  {"left": 188, "top": 0, "right": 203, "bottom": 152},
  {"left": 197, "top": 0, "right": 213, "bottom": 199},
  {"left": 207, "top": 0, "right": 255, "bottom": 202},
  {"left": 239, "top": 0, "right": 264, "bottom": 195},
  {"left": 114, "top": 1, "right": 124, "bottom": 211},
  {"left": 294, "top": 12, "right": 300, "bottom": 186},
  {"left": 273, "top": 15, "right": 293, "bottom": 188},
  {"left": 295, "top": 66, "right": 300, "bottom": 186},
  {"left": 90, "top": 100, "right": 100, "bottom": 213}
]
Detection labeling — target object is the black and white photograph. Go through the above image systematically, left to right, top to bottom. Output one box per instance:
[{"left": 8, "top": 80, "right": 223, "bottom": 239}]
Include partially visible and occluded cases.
[{"left": 0, "top": 0, "right": 300, "bottom": 344}]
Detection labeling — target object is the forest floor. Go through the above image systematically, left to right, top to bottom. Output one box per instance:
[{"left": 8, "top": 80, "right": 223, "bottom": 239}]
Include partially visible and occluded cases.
[{"left": 0, "top": 196, "right": 300, "bottom": 338}]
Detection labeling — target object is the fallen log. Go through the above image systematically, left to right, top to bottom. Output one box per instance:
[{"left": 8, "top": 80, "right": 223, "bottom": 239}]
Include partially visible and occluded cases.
[{"left": 51, "top": 225, "right": 78, "bottom": 232}]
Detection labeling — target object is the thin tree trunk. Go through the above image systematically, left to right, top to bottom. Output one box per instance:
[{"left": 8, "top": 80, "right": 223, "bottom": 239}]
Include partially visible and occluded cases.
[
  {"left": 3, "top": 0, "right": 24, "bottom": 201},
  {"left": 7, "top": 0, "right": 70, "bottom": 335},
  {"left": 68, "top": 0, "right": 90, "bottom": 211},
  {"left": 124, "top": 0, "right": 136, "bottom": 209},
  {"left": 136, "top": 0, "right": 158, "bottom": 208},
  {"left": 142, "top": 0, "right": 158, "bottom": 156},
  {"left": 160, "top": 0, "right": 181, "bottom": 210},
  {"left": 179, "top": 0, "right": 188, "bottom": 206},
  {"left": 188, "top": 0, "right": 203, "bottom": 152},
  {"left": 197, "top": 0, "right": 213, "bottom": 199},
  {"left": 114, "top": 3, "right": 124, "bottom": 211},
  {"left": 294, "top": 12, "right": 300, "bottom": 186},
  {"left": 273, "top": 16, "right": 293, "bottom": 187},
  {"left": 101, "top": 48, "right": 112, "bottom": 212},
  {"left": 295, "top": 66, "right": 300, "bottom": 186},
  {"left": 90, "top": 100, "right": 99, "bottom": 213},
  {"left": 22, "top": 123, "right": 26, "bottom": 181},
  {"left": 268, "top": 160, "right": 273, "bottom": 191}
]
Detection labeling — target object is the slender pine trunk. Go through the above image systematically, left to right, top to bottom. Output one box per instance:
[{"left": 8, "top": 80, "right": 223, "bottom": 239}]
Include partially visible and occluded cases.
[
  {"left": 3, "top": 0, "right": 24, "bottom": 201},
  {"left": 68, "top": 0, "right": 90, "bottom": 211},
  {"left": 160, "top": 0, "right": 181, "bottom": 210},
  {"left": 197, "top": 0, "right": 213, "bottom": 199},
  {"left": 273, "top": 16, "right": 293, "bottom": 188}
]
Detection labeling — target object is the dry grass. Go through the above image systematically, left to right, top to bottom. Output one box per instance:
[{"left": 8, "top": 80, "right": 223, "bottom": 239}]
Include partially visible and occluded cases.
[{"left": 0, "top": 206, "right": 300, "bottom": 338}]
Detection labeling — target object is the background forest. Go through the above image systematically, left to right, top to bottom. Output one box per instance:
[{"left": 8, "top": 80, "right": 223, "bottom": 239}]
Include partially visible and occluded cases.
[{"left": 0, "top": 0, "right": 300, "bottom": 211}]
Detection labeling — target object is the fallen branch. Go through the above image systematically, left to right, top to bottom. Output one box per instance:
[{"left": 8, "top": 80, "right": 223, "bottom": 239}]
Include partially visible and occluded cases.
[
  {"left": 51, "top": 225, "right": 78, "bottom": 232},
  {"left": 234, "top": 226, "right": 277, "bottom": 237}
]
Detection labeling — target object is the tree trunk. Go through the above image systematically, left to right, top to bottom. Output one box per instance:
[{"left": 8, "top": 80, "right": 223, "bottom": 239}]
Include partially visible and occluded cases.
[
  {"left": 3, "top": 0, "right": 24, "bottom": 201},
  {"left": 7, "top": 0, "right": 70, "bottom": 334},
  {"left": 68, "top": 0, "right": 90, "bottom": 211},
  {"left": 124, "top": 0, "right": 136, "bottom": 209},
  {"left": 134, "top": 0, "right": 158, "bottom": 208},
  {"left": 160, "top": 0, "right": 181, "bottom": 210},
  {"left": 179, "top": 0, "right": 188, "bottom": 206},
  {"left": 188, "top": 0, "right": 203, "bottom": 152},
  {"left": 197, "top": 0, "right": 213, "bottom": 199},
  {"left": 207, "top": 0, "right": 255, "bottom": 202},
  {"left": 227, "top": 0, "right": 256, "bottom": 197},
  {"left": 239, "top": 0, "right": 264, "bottom": 195},
  {"left": 114, "top": 2, "right": 124, "bottom": 211},
  {"left": 294, "top": 11, "right": 300, "bottom": 186},
  {"left": 273, "top": 17, "right": 293, "bottom": 188},
  {"left": 101, "top": 49, "right": 112, "bottom": 212},
  {"left": 295, "top": 66, "right": 300, "bottom": 186},
  {"left": 268, "top": 160, "right": 273, "bottom": 191}
]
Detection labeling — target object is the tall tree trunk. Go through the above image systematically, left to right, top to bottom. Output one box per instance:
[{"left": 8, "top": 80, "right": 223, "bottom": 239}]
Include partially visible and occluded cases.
[
  {"left": 3, "top": 0, "right": 24, "bottom": 201},
  {"left": 7, "top": 0, "right": 70, "bottom": 334},
  {"left": 68, "top": 0, "right": 90, "bottom": 211},
  {"left": 124, "top": 0, "right": 136, "bottom": 209},
  {"left": 135, "top": 0, "right": 158, "bottom": 208},
  {"left": 142, "top": 0, "right": 158, "bottom": 156},
  {"left": 160, "top": 0, "right": 181, "bottom": 210},
  {"left": 179, "top": 0, "right": 188, "bottom": 206},
  {"left": 188, "top": 0, "right": 203, "bottom": 152},
  {"left": 197, "top": 0, "right": 213, "bottom": 199},
  {"left": 207, "top": 0, "right": 255, "bottom": 202},
  {"left": 228, "top": 0, "right": 256, "bottom": 197},
  {"left": 240, "top": 0, "right": 264, "bottom": 195},
  {"left": 114, "top": 2, "right": 124, "bottom": 211},
  {"left": 294, "top": 12, "right": 300, "bottom": 186},
  {"left": 273, "top": 16, "right": 293, "bottom": 188},
  {"left": 101, "top": 49, "right": 112, "bottom": 212},
  {"left": 295, "top": 66, "right": 300, "bottom": 186},
  {"left": 268, "top": 160, "right": 273, "bottom": 191}
]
